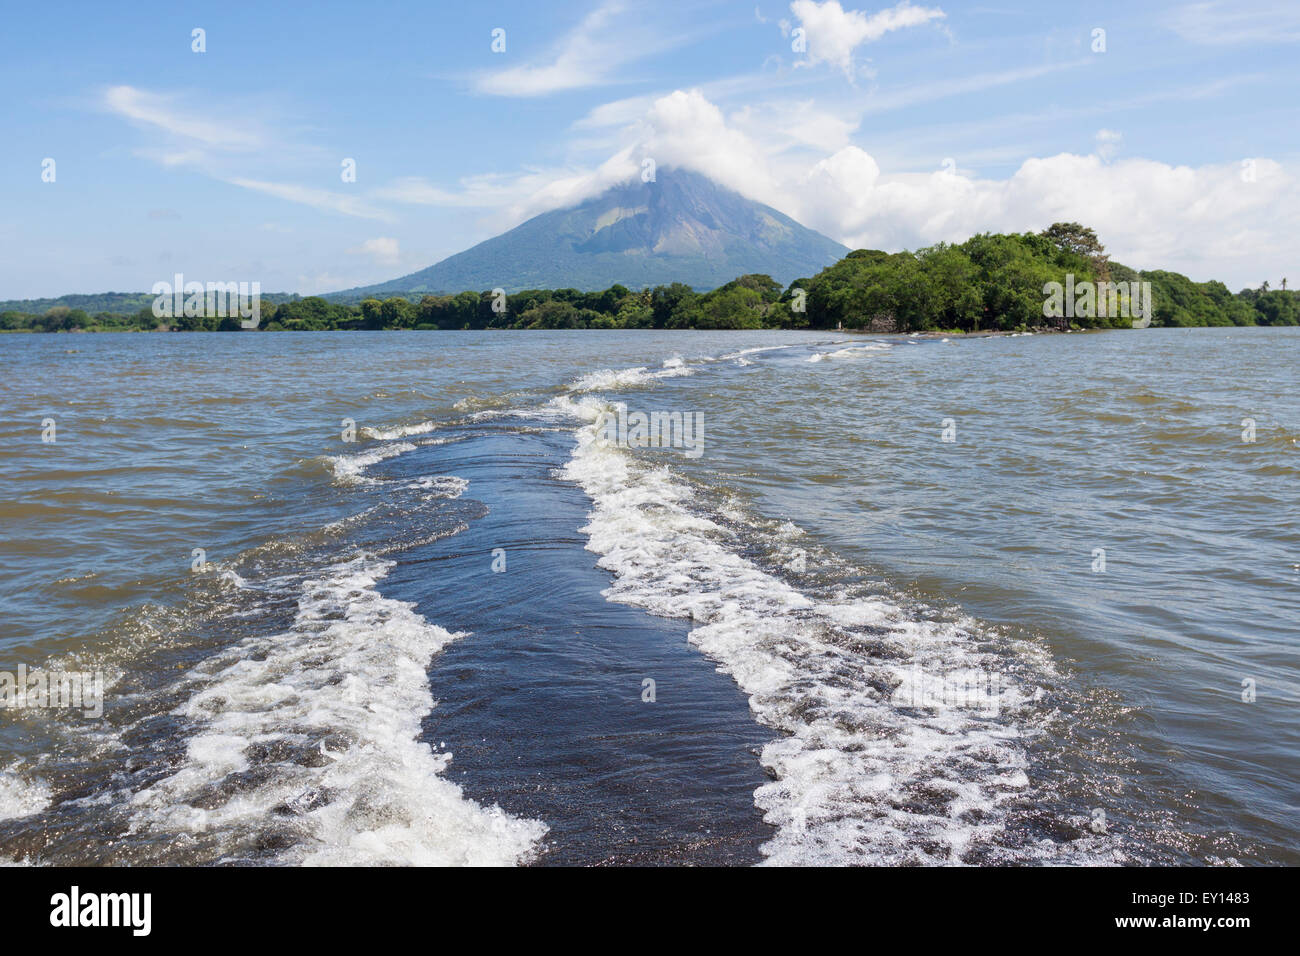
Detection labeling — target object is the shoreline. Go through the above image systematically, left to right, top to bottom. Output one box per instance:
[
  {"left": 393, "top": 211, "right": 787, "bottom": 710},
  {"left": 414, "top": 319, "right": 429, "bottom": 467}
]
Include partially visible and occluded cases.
[{"left": 0, "top": 324, "right": 1206, "bottom": 336}]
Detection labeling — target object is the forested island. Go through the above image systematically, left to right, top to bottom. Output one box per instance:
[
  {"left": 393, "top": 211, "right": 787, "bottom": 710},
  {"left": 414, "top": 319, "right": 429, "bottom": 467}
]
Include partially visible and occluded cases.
[{"left": 4, "top": 224, "right": 1296, "bottom": 333}]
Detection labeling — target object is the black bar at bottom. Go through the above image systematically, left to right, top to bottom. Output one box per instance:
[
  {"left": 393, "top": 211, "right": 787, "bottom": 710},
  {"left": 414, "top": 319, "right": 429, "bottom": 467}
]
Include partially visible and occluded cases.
[{"left": 1, "top": 865, "right": 1278, "bottom": 942}]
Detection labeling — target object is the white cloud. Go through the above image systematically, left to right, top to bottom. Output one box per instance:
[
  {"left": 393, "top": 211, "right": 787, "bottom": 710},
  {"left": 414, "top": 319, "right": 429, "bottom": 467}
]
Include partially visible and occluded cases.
[
  {"left": 788, "top": 0, "right": 946, "bottom": 79},
  {"left": 476, "top": 1, "right": 691, "bottom": 96},
  {"left": 1168, "top": 1, "right": 1300, "bottom": 45},
  {"left": 857, "top": 59, "right": 1091, "bottom": 115},
  {"left": 117, "top": 64, "right": 1282, "bottom": 292},
  {"left": 370, "top": 84, "right": 1299, "bottom": 286},
  {"left": 103, "top": 85, "right": 262, "bottom": 150},
  {"left": 104, "top": 85, "right": 386, "bottom": 223},
  {"left": 542, "top": 88, "right": 1298, "bottom": 287},
  {"left": 370, "top": 89, "right": 829, "bottom": 230},
  {"left": 629, "top": 90, "right": 784, "bottom": 202},
  {"left": 572, "top": 94, "right": 660, "bottom": 129},
  {"left": 730, "top": 99, "right": 859, "bottom": 153},
  {"left": 1094, "top": 129, "right": 1122, "bottom": 162},
  {"left": 789, "top": 148, "right": 1296, "bottom": 288},
  {"left": 157, "top": 149, "right": 208, "bottom": 168},
  {"left": 373, "top": 151, "right": 637, "bottom": 219},
  {"left": 506, "top": 152, "right": 642, "bottom": 219},
  {"left": 226, "top": 178, "right": 394, "bottom": 221},
  {"left": 370, "top": 178, "right": 464, "bottom": 206},
  {"left": 348, "top": 237, "right": 401, "bottom": 263}
]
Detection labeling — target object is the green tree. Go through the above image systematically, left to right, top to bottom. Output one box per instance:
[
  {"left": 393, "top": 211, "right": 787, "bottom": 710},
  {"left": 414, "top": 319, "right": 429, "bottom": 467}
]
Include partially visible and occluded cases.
[{"left": 1041, "top": 222, "right": 1110, "bottom": 280}]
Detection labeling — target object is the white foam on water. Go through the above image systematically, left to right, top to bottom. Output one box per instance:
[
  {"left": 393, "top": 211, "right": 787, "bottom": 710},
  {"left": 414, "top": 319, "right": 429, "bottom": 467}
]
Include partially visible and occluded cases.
[
  {"left": 807, "top": 343, "right": 893, "bottom": 363},
  {"left": 717, "top": 344, "right": 805, "bottom": 360},
  {"left": 657, "top": 356, "right": 696, "bottom": 378},
  {"left": 567, "top": 359, "right": 695, "bottom": 393},
  {"left": 568, "top": 367, "right": 656, "bottom": 392},
  {"left": 557, "top": 396, "right": 1089, "bottom": 865},
  {"left": 360, "top": 421, "right": 440, "bottom": 440},
  {"left": 324, "top": 441, "right": 416, "bottom": 485},
  {"left": 405, "top": 475, "right": 469, "bottom": 498},
  {"left": 322, "top": 505, "right": 381, "bottom": 533},
  {"left": 122, "top": 552, "right": 546, "bottom": 866},
  {"left": 218, "top": 567, "right": 249, "bottom": 589},
  {"left": 0, "top": 768, "right": 51, "bottom": 822}
]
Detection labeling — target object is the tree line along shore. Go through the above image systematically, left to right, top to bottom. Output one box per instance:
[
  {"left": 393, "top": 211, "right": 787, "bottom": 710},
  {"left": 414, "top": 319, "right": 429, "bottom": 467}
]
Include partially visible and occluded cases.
[{"left": 5, "top": 224, "right": 1296, "bottom": 333}]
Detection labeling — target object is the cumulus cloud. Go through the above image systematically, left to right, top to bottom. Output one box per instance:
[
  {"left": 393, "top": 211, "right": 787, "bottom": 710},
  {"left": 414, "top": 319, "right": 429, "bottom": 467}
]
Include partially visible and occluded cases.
[
  {"left": 786, "top": 0, "right": 946, "bottom": 79},
  {"left": 247, "top": 69, "right": 1288, "bottom": 291},
  {"left": 375, "top": 84, "right": 1297, "bottom": 286},
  {"left": 548, "top": 88, "right": 1297, "bottom": 287},
  {"left": 378, "top": 90, "right": 782, "bottom": 227},
  {"left": 629, "top": 90, "right": 785, "bottom": 202},
  {"left": 729, "top": 99, "right": 860, "bottom": 154},
  {"left": 787, "top": 147, "right": 1295, "bottom": 287}
]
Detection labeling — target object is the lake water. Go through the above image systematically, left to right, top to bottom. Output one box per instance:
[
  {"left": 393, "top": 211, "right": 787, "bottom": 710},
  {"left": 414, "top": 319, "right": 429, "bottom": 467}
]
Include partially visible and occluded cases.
[{"left": 0, "top": 327, "right": 1295, "bottom": 864}]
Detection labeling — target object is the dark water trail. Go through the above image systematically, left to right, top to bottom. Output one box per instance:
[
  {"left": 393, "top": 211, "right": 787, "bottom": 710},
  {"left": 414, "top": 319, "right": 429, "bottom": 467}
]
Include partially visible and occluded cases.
[{"left": 380, "top": 422, "right": 775, "bottom": 865}]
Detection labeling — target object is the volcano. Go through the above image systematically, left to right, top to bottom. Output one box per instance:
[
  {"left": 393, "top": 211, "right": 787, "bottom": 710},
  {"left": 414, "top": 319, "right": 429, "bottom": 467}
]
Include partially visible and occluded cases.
[{"left": 337, "top": 167, "right": 849, "bottom": 296}]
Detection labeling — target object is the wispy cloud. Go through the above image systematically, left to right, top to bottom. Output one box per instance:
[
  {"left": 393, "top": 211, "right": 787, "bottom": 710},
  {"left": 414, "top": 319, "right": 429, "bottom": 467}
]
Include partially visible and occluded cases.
[
  {"left": 475, "top": 0, "right": 698, "bottom": 96},
  {"left": 1168, "top": 1, "right": 1300, "bottom": 45},
  {"left": 858, "top": 58, "right": 1091, "bottom": 115},
  {"left": 860, "top": 72, "right": 1265, "bottom": 172},
  {"left": 103, "top": 85, "right": 392, "bottom": 221},
  {"left": 104, "top": 85, "right": 262, "bottom": 151},
  {"left": 572, "top": 94, "right": 661, "bottom": 129},
  {"left": 1094, "top": 128, "right": 1122, "bottom": 162},
  {"left": 372, "top": 153, "right": 640, "bottom": 229},
  {"left": 225, "top": 178, "right": 394, "bottom": 221},
  {"left": 348, "top": 237, "right": 402, "bottom": 263}
]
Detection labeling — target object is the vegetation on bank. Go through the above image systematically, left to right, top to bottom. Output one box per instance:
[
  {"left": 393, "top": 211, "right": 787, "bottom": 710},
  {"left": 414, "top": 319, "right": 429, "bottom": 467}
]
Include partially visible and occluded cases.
[{"left": 4, "top": 224, "right": 1295, "bottom": 333}]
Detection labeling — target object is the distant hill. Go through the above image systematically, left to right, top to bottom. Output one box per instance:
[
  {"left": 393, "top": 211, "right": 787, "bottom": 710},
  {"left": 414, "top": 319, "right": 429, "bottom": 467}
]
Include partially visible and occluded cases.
[
  {"left": 330, "top": 167, "right": 849, "bottom": 299},
  {"left": 0, "top": 291, "right": 302, "bottom": 316},
  {"left": 0, "top": 292, "right": 156, "bottom": 315}
]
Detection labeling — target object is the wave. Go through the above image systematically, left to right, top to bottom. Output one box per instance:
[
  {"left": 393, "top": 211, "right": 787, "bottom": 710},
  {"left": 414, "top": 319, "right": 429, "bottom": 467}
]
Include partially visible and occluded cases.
[
  {"left": 807, "top": 343, "right": 894, "bottom": 363},
  {"left": 718, "top": 344, "right": 806, "bottom": 360},
  {"left": 567, "top": 356, "right": 695, "bottom": 393},
  {"left": 556, "top": 392, "right": 1108, "bottom": 864},
  {"left": 360, "top": 421, "right": 440, "bottom": 441},
  {"left": 323, "top": 442, "right": 416, "bottom": 485},
  {"left": 405, "top": 475, "right": 469, "bottom": 497},
  {"left": 120, "top": 551, "right": 546, "bottom": 865},
  {"left": 0, "top": 767, "right": 50, "bottom": 822}
]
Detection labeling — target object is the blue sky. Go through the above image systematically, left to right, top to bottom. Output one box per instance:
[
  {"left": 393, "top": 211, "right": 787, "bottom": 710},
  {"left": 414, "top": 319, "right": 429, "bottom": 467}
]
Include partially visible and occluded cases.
[{"left": 1, "top": 0, "right": 1297, "bottom": 298}]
